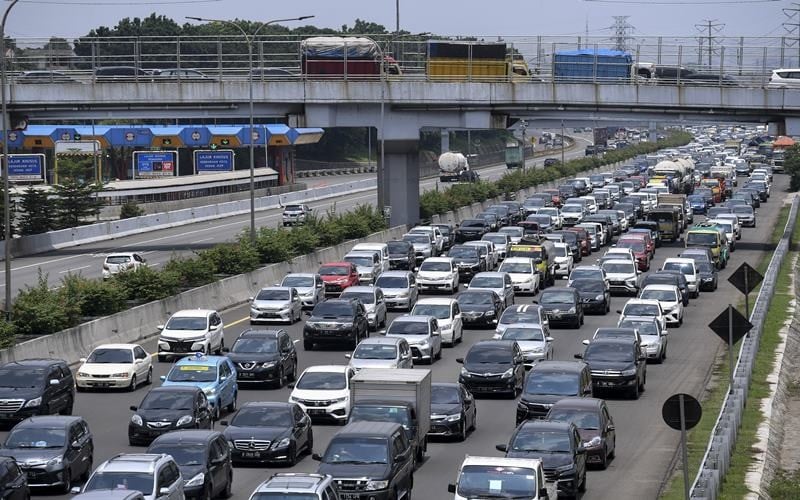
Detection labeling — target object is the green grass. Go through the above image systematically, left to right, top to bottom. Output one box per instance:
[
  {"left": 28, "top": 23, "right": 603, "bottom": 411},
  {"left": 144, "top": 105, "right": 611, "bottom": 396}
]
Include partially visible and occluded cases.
[{"left": 660, "top": 203, "right": 796, "bottom": 499}]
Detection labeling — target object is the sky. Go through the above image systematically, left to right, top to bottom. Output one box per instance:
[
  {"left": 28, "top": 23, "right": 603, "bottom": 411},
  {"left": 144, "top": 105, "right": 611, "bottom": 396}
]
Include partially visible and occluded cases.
[{"left": 6, "top": 0, "right": 793, "bottom": 40}]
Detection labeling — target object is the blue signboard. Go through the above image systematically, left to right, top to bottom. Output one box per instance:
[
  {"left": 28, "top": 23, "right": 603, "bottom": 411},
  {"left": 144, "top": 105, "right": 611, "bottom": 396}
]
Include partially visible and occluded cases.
[
  {"left": 194, "top": 150, "right": 234, "bottom": 174},
  {"left": 133, "top": 151, "right": 177, "bottom": 177},
  {"left": 7, "top": 154, "right": 45, "bottom": 182}
]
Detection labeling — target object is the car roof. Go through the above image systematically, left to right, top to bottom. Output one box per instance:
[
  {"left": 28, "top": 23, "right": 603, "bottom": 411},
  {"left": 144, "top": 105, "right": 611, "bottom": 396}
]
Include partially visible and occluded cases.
[
  {"left": 105, "top": 252, "right": 138, "bottom": 258},
  {"left": 422, "top": 256, "right": 453, "bottom": 262},
  {"left": 664, "top": 258, "right": 695, "bottom": 264},
  {"left": 320, "top": 261, "right": 352, "bottom": 267},
  {"left": 377, "top": 271, "right": 413, "bottom": 278},
  {"left": 283, "top": 272, "right": 318, "bottom": 278},
  {"left": 473, "top": 272, "right": 508, "bottom": 279},
  {"left": 642, "top": 284, "right": 680, "bottom": 291},
  {"left": 257, "top": 286, "right": 292, "bottom": 292},
  {"left": 342, "top": 286, "right": 377, "bottom": 294},
  {"left": 415, "top": 297, "right": 457, "bottom": 305},
  {"left": 625, "top": 299, "right": 662, "bottom": 306},
  {"left": 171, "top": 309, "right": 215, "bottom": 318},
  {"left": 393, "top": 315, "right": 433, "bottom": 323},
  {"left": 238, "top": 329, "right": 282, "bottom": 338},
  {"left": 588, "top": 336, "right": 636, "bottom": 347},
  {"left": 357, "top": 337, "right": 406, "bottom": 346},
  {"left": 470, "top": 340, "right": 514, "bottom": 351},
  {"left": 91, "top": 343, "right": 139, "bottom": 350},
  {"left": 174, "top": 354, "right": 228, "bottom": 367},
  {"left": 1, "top": 358, "right": 64, "bottom": 368},
  {"left": 531, "top": 360, "right": 588, "bottom": 372},
  {"left": 303, "top": 365, "right": 349, "bottom": 373},
  {"left": 148, "top": 385, "right": 202, "bottom": 394},
  {"left": 549, "top": 397, "right": 604, "bottom": 411},
  {"left": 14, "top": 415, "right": 82, "bottom": 428},
  {"left": 518, "top": 419, "right": 574, "bottom": 432},
  {"left": 336, "top": 420, "right": 403, "bottom": 437},
  {"left": 148, "top": 430, "right": 222, "bottom": 446},
  {"left": 98, "top": 453, "right": 171, "bottom": 473},
  {"left": 258, "top": 473, "right": 331, "bottom": 493}
]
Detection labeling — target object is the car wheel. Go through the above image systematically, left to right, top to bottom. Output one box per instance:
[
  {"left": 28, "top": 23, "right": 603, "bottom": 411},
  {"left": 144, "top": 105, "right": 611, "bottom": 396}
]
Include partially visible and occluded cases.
[
  {"left": 678, "top": 315, "right": 683, "bottom": 327},
  {"left": 304, "top": 340, "right": 313, "bottom": 351},
  {"left": 435, "top": 345, "right": 442, "bottom": 361},
  {"left": 289, "top": 361, "right": 298, "bottom": 382},
  {"left": 277, "top": 367, "right": 287, "bottom": 388},
  {"left": 145, "top": 368, "right": 153, "bottom": 385},
  {"left": 128, "top": 375, "right": 137, "bottom": 392},
  {"left": 631, "top": 380, "right": 640, "bottom": 400},
  {"left": 227, "top": 393, "right": 237, "bottom": 413},
  {"left": 212, "top": 404, "right": 221, "bottom": 421},
  {"left": 457, "top": 421, "right": 467, "bottom": 442},
  {"left": 306, "top": 429, "right": 314, "bottom": 455},
  {"left": 287, "top": 443, "right": 298, "bottom": 466},
  {"left": 600, "top": 446, "right": 609, "bottom": 470},
  {"left": 61, "top": 469, "right": 72, "bottom": 494},
  {"left": 579, "top": 470, "right": 587, "bottom": 492},
  {"left": 200, "top": 482, "right": 212, "bottom": 500}
]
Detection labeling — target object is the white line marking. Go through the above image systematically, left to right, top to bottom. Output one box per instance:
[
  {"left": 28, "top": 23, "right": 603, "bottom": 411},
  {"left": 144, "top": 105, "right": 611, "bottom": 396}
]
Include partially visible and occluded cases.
[{"left": 59, "top": 265, "right": 90, "bottom": 274}]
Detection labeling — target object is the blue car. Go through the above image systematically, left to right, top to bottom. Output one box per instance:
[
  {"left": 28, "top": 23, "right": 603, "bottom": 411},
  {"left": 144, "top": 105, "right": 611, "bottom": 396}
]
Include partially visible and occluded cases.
[
  {"left": 688, "top": 195, "right": 708, "bottom": 215},
  {"left": 160, "top": 353, "right": 238, "bottom": 419}
]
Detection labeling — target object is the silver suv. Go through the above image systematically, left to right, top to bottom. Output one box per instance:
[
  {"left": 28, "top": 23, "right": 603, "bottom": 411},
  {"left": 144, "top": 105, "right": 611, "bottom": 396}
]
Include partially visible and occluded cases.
[
  {"left": 76, "top": 454, "right": 183, "bottom": 500},
  {"left": 249, "top": 472, "right": 340, "bottom": 500}
]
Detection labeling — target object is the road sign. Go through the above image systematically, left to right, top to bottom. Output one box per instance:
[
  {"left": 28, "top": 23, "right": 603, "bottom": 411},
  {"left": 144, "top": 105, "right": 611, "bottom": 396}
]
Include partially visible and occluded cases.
[
  {"left": 193, "top": 150, "right": 234, "bottom": 174},
  {"left": 133, "top": 151, "right": 177, "bottom": 178},
  {"left": 3, "top": 154, "right": 45, "bottom": 182},
  {"left": 728, "top": 262, "right": 763, "bottom": 296},
  {"left": 708, "top": 306, "right": 753, "bottom": 345},
  {"left": 662, "top": 393, "right": 702, "bottom": 431}
]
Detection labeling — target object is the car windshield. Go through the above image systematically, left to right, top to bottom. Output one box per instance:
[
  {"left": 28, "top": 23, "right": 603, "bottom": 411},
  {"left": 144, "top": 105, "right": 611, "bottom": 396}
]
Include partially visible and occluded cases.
[
  {"left": 284, "top": 205, "right": 303, "bottom": 211},
  {"left": 562, "top": 205, "right": 582, "bottom": 214},
  {"left": 733, "top": 206, "right": 753, "bottom": 215},
  {"left": 528, "top": 216, "right": 551, "bottom": 225},
  {"left": 461, "top": 220, "right": 485, "bottom": 228},
  {"left": 499, "top": 228, "right": 523, "bottom": 237},
  {"left": 686, "top": 232, "right": 718, "bottom": 246},
  {"left": 403, "top": 234, "right": 430, "bottom": 244},
  {"left": 483, "top": 234, "right": 507, "bottom": 245},
  {"left": 387, "top": 241, "right": 410, "bottom": 253},
  {"left": 617, "top": 241, "right": 645, "bottom": 253},
  {"left": 553, "top": 246, "right": 569, "bottom": 257},
  {"left": 449, "top": 247, "right": 478, "bottom": 259},
  {"left": 106, "top": 256, "right": 132, "bottom": 264},
  {"left": 345, "top": 256, "right": 374, "bottom": 267},
  {"left": 420, "top": 261, "right": 451, "bottom": 272},
  {"left": 499, "top": 262, "right": 531, "bottom": 274},
  {"left": 663, "top": 262, "right": 694, "bottom": 275},
  {"left": 696, "top": 262, "right": 715, "bottom": 273},
  {"left": 602, "top": 263, "right": 635, "bottom": 274},
  {"left": 318, "top": 265, "right": 350, "bottom": 276},
  {"left": 570, "top": 269, "right": 600, "bottom": 281},
  {"left": 281, "top": 276, "right": 314, "bottom": 287},
  {"left": 375, "top": 276, "right": 409, "bottom": 289},
  {"left": 470, "top": 276, "right": 504, "bottom": 289},
  {"left": 571, "top": 279, "right": 605, "bottom": 293},
  {"left": 256, "top": 289, "right": 289, "bottom": 301},
  {"left": 641, "top": 289, "right": 678, "bottom": 302},
  {"left": 340, "top": 291, "right": 375, "bottom": 305},
  {"left": 540, "top": 291, "right": 575, "bottom": 305},
  {"left": 457, "top": 292, "right": 494, "bottom": 305},
  {"left": 312, "top": 302, "right": 353, "bottom": 317},
  {"left": 623, "top": 304, "right": 660, "bottom": 316},
  {"left": 500, "top": 310, "right": 540, "bottom": 324},
  {"left": 165, "top": 316, "right": 207, "bottom": 331},
  {"left": 619, "top": 319, "right": 658, "bottom": 336},
  {"left": 387, "top": 320, "right": 429, "bottom": 335},
  {"left": 502, "top": 327, "right": 545, "bottom": 341},
  {"left": 231, "top": 337, "right": 278, "bottom": 353},
  {"left": 353, "top": 343, "right": 398, "bottom": 360},
  {"left": 585, "top": 343, "right": 635, "bottom": 362},
  {"left": 465, "top": 346, "right": 510, "bottom": 364},
  {"left": 87, "top": 348, "right": 133, "bottom": 364},
  {"left": 167, "top": 364, "right": 217, "bottom": 383},
  {"left": 0, "top": 367, "right": 45, "bottom": 388},
  {"left": 296, "top": 371, "right": 346, "bottom": 390},
  {"left": 525, "top": 372, "right": 578, "bottom": 396},
  {"left": 431, "top": 385, "right": 461, "bottom": 404},
  {"left": 140, "top": 391, "right": 194, "bottom": 410},
  {"left": 350, "top": 405, "right": 411, "bottom": 427},
  {"left": 231, "top": 407, "right": 292, "bottom": 427},
  {"left": 547, "top": 409, "right": 601, "bottom": 429},
  {"left": 5, "top": 427, "right": 65, "bottom": 448},
  {"left": 511, "top": 429, "right": 572, "bottom": 453},
  {"left": 322, "top": 437, "right": 388, "bottom": 464},
  {"left": 148, "top": 443, "right": 206, "bottom": 466},
  {"left": 457, "top": 465, "right": 538, "bottom": 498},
  {"left": 85, "top": 472, "right": 155, "bottom": 495}
]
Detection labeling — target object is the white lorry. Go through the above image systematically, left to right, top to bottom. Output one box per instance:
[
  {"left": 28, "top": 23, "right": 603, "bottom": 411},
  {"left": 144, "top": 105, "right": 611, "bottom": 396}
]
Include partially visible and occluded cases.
[{"left": 439, "top": 152, "right": 470, "bottom": 182}]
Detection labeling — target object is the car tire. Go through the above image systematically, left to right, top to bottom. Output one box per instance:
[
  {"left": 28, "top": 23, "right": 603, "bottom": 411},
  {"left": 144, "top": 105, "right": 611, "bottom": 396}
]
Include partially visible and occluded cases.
[
  {"left": 216, "top": 338, "right": 224, "bottom": 355},
  {"left": 304, "top": 340, "right": 313, "bottom": 351},
  {"left": 289, "top": 361, "right": 298, "bottom": 382},
  {"left": 277, "top": 367, "right": 287, "bottom": 389},
  {"left": 128, "top": 375, "right": 137, "bottom": 392},
  {"left": 631, "top": 380, "right": 640, "bottom": 400},
  {"left": 227, "top": 393, "right": 237, "bottom": 413},
  {"left": 60, "top": 397, "right": 73, "bottom": 416},
  {"left": 212, "top": 405, "right": 221, "bottom": 421},
  {"left": 457, "top": 421, "right": 467, "bottom": 442},
  {"left": 306, "top": 429, "right": 314, "bottom": 455},
  {"left": 287, "top": 443, "right": 298, "bottom": 466},
  {"left": 61, "top": 469, "right": 72, "bottom": 494},
  {"left": 579, "top": 470, "right": 587, "bottom": 493},
  {"left": 200, "top": 482, "right": 212, "bottom": 500}
]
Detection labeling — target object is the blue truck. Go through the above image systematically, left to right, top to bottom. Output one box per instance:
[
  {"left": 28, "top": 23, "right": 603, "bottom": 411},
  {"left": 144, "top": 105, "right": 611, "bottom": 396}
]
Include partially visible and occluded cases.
[{"left": 554, "top": 49, "right": 633, "bottom": 81}]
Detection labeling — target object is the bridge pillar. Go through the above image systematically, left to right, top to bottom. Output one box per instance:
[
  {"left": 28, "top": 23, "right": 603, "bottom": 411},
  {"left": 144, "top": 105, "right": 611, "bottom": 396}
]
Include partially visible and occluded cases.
[
  {"left": 649, "top": 121, "right": 658, "bottom": 143},
  {"left": 440, "top": 129, "right": 450, "bottom": 154},
  {"left": 380, "top": 140, "right": 420, "bottom": 228}
]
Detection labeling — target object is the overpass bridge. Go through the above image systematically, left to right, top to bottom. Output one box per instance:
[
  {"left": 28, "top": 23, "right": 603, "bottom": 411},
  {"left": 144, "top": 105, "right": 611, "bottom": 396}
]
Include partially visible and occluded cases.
[{"left": 7, "top": 34, "right": 800, "bottom": 224}]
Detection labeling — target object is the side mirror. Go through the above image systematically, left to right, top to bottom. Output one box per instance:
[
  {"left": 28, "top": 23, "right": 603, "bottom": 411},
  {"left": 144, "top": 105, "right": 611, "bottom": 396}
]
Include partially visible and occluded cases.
[
  {"left": 247, "top": 297, "right": 254, "bottom": 302},
  {"left": 616, "top": 310, "right": 623, "bottom": 314},
  {"left": 304, "top": 311, "right": 311, "bottom": 316},
  {"left": 157, "top": 324, "right": 165, "bottom": 330},
  {"left": 546, "top": 337, "right": 554, "bottom": 342},
  {"left": 581, "top": 339, "right": 590, "bottom": 345},
  {"left": 222, "top": 347, "right": 230, "bottom": 353},
  {"left": 574, "top": 353, "right": 583, "bottom": 359},
  {"left": 345, "top": 354, "right": 352, "bottom": 359},
  {"left": 79, "top": 357, "right": 87, "bottom": 363},
  {"left": 455, "top": 358, "right": 464, "bottom": 364},
  {"left": 160, "top": 375, "right": 166, "bottom": 381},
  {"left": 49, "top": 379, "right": 59, "bottom": 386},
  {"left": 287, "top": 383, "right": 295, "bottom": 389},
  {"left": 583, "top": 387, "right": 593, "bottom": 395},
  {"left": 130, "top": 405, "right": 138, "bottom": 411},
  {"left": 220, "top": 420, "right": 229, "bottom": 426},
  {"left": 607, "top": 424, "right": 616, "bottom": 431},
  {"left": 71, "top": 440, "right": 81, "bottom": 450},
  {"left": 495, "top": 443, "right": 508, "bottom": 452},
  {"left": 577, "top": 446, "right": 587, "bottom": 454},
  {"left": 312, "top": 453, "right": 322, "bottom": 461},
  {"left": 448, "top": 484, "right": 457, "bottom": 493},
  {"left": 70, "top": 487, "right": 81, "bottom": 494},
  {"left": 159, "top": 487, "right": 171, "bottom": 496}
]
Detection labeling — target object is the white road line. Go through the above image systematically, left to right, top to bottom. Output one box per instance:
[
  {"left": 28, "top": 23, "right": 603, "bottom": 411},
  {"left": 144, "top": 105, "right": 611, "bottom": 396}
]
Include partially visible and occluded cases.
[
  {"left": 192, "top": 238, "right": 214, "bottom": 244},
  {"left": 58, "top": 265, "right": 91, "bottom": 274}
]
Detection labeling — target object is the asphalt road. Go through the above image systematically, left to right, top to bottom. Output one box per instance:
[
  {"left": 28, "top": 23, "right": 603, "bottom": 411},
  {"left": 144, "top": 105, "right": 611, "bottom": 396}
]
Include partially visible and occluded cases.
[
  {"left": 0, "top": 136, "right": 592, "bottom": 298},
  {"left": 5, "top": 172, "right": 787, "bottom": 500}
]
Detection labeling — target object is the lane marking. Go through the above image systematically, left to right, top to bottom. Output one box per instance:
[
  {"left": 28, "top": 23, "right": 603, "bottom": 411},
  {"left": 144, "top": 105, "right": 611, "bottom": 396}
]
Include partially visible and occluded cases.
[
  {"left": 59, "top": 265, "right": 90, "bottom": 274},
  {"left": 227, "top": 316, "right": 250, "bottom": 328}
]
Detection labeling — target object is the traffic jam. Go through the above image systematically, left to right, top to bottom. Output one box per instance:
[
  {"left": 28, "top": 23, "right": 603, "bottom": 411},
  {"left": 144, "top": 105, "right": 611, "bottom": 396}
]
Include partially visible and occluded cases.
[{"left": 0, "top": 129, "right": 777, "bottom": 500}]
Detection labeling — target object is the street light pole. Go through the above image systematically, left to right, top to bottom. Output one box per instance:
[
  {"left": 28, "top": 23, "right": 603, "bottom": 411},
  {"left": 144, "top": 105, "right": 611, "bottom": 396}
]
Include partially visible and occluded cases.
[
  {"left": 1, "top": 0, "right": 20, "bottom": 319},
  {"left": 187, "top": 15, "right": 314, "bottom": 243},
  {"left": 561, "top": 119, "right": 565, "bottom": 166}
]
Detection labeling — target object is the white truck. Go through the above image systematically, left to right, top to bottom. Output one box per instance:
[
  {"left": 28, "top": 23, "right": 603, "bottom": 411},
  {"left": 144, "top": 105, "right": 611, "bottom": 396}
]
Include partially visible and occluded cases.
[
  {"left": 439, "top": 152, "right": 470, "bottom": 182},
  {"left": 349, "top": 368, "right": 431, "bottom": 463},
  {"left": 448, "top": 455, "right": 557, "bottom": 500}
]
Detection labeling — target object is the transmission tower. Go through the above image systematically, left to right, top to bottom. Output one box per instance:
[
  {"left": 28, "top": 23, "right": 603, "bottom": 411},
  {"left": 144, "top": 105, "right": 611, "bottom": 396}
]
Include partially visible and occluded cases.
[
  {"left": 783, "top": 2, "right": 800, "bottom": 66},
  {"left": 609, "top": 16, "right": 635, "bottom": 52},
  {"left": 695, "top": 19, "right": 725, "bottom": 68}
]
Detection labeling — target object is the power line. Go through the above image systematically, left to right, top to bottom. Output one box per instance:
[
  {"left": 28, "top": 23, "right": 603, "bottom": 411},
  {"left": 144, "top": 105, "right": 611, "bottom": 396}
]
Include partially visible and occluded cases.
[{"left": 695, "top": 19, "right": 725, "bottom": 67}]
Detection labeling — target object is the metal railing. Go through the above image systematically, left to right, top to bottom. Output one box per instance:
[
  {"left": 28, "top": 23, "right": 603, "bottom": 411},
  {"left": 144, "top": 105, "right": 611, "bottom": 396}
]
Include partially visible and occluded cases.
[
  {"left": 8, "top": 35, "right": 800, "bottom": 88},
  {"left": 689, "top": 195, "right": 800, "bottom": 499}
]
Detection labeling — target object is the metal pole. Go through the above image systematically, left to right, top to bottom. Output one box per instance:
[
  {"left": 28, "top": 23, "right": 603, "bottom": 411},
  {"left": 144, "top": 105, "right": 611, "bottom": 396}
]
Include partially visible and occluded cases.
[
  {"left": 1, "top": 0, "right": 20, "bottom": 320},
  {"left": 395, "top": 0, "right": 400, "bottom": 33},
  {"left": 378, "top": 58, "right": 386, "bottom": 217},
  {"left": 561, "top": 120, "right": 565, "bottom": 165},
  {"left": 744, "top": 270, "right": 750, "bottom": 320},
  {"left": 728, "top": 304, "right": 734, "bottom": 394},
  {"left": 679, "top": 394, "right": 690, "bottom": 500}
]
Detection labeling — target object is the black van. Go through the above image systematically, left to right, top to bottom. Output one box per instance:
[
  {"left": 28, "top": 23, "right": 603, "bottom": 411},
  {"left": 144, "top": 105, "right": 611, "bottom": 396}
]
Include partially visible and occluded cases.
[
  {"left": 0, "top": 359, "right": 75, "bottom": 424},
  {"left": 516, "top": 361, "right": 592, "bottom": 423}
]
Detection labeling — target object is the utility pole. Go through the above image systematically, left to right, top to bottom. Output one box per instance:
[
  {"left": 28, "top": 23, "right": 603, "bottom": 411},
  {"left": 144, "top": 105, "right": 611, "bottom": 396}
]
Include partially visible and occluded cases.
[
  {"left": 783, "top": 2, "right": 800, "bottom": 66},
  {"left": 609, "top": 16, "right": 635, "bottom": 52},
  {"left": 695, "top": 19, "right": 725, "bottom": 68}
]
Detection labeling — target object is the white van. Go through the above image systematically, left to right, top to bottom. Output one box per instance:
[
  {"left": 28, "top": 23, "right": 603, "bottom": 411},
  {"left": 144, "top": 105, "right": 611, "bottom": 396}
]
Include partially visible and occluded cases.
[{"left": 351, "top": 242, "right": 390, "bottom": 273}]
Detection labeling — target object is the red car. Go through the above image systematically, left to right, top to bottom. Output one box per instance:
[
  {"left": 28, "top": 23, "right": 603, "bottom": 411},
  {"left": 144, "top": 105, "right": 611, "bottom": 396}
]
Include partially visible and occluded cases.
[
  {"left": 541, "top": 189, "right": 563, "bottom": 208},
  {"left": 564, "top": 227, "right": 591, "bottom": 256},
  {"left": 624, "top": 230, "right": 655, "bottom": 258},
  {"left": 616, "top": 237, "right": 650, "bottom": 271},
  {"left": 318, "top": 262, "right": 360, "bottom": 297}
]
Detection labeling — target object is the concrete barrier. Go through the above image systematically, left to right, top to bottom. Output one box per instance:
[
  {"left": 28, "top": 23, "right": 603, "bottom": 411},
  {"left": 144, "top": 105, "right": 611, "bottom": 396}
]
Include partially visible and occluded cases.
[{"left": 0, "top": 224, "right": 408, "bottom": 366}]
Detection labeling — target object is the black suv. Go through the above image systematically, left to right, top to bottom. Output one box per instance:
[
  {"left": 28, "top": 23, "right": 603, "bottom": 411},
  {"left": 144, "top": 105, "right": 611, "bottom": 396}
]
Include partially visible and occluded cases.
[
  {"left": 454, "top": 219, "right": 489, "bottom": 242},
  {"left": 386, "top": 240, "right": 415, "bottom": 270},
  {"left": 448, "top": 245, "right": 484, "bottom": 282},
  {"left": 537, "top": 288, "right": 584, "bottom": 329},
  {"left": 303, "top": 298, "right": 369, "bottom": 351},
  {"left": 224, "top": 329, "right": 298, "bottom": 387},
  {"left": 576, "top": 337, "right": 647, "bottom": 399},
  {"left": 456, "top": 340, "right": 526, "bottom": 398},
  {"left": 0, "top": 359, "right": 75, "bottom": 424},
  {"left": 517, "top": 361, "right": 593, "bottom": 423},
  {"left": 128, "top": 386, "right": 213, "bottom": 445},
  {"left": 221, "top": 402, "right": 312, "bottom": 466},
  {"left": 0, "top": 416, "right": 93, "bottom": 493},
  {"left": 497, "top": 420, "right": 587, "bottom": 498},
  {"left": 314, "top": 421, "right": 414, "bottom": 500},
  {"left": 146, "top": 430, "right": 233, "bottom": 500},
  {"left": 0, "top": 456, "right": 28, "bottom": 499}
]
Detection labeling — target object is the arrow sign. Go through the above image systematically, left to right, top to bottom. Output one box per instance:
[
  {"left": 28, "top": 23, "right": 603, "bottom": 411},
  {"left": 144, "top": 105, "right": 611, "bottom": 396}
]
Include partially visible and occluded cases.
[
  {"left": 728, "top": 262, "right": 763, "bottom": 296},
  {"left": 708, "top": 306, "right": 753, "bottom": 345}
]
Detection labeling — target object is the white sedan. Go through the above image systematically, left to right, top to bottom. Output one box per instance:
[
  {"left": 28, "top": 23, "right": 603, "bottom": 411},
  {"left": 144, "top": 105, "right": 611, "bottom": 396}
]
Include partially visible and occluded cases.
[{"left": 76, "top": 343, "right": 153, "bottom": 391}]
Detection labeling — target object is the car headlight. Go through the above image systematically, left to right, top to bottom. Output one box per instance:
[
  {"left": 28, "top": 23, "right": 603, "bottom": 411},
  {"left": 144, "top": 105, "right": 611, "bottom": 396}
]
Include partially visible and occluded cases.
[
  {"left": 595, "top": 294, "right": 605, "bottom": 301},
  {"left": 567, "top": 307, "right": 577, "bottom": 314},
  {"left": 485, "top": 310, "right": 495, "bottom": 316},
  {"left": 419, "top": 339, "right": 429, "bottom": 346},
  {"left": 531, "top": 345, "right": 545, "bottom": 353},
  {"left": 261, "top": 361, "right": 277, "bottom": 368},
  {"left": 460, "top": 367, "right": 469, "bottom": 377},
  {"left": 501, "top": 368, "right": 514, "bottom": 379},
  {"left": 621, "top": 368, "right": 637, "bottom": 376},
  {"left": 77, "top": 372, "right": 89, "bottom": 378},
  {"left": 112, "top": 372, "right": 130, "bottom": 378},
  {"left": 203, "top": 387, "right": 217, "bottom": 396},
  {"left": 290, "top": 396, "right": 301, "bottom": 402},
  {"left": 331, "top": 396, "right": 348, "bottom": 403},
  {"left": 24, "top": 397, "right": 42, "bottom": 408},
  {"left": 445, "top": 413, "right": 462, "bottom": 422},
  {"left": 131, "top": 414, "right": 143, "bottom": 426},
  {"left": 176, "top": 415, "right": 194, "bottom": 426},
  {"left": 583, "top": 436, "right": 602, "bottom": 448},
  {"left": 272, "top": 437, "right": 291, "bottom": 449},
  {"left": 47, "top": 456, "right": 63, "bottom": 467},
  {"left": 556, "top": 464, "right": 577, "bottom": 473},
  {"left": 185, "top": 472, "right": 205, "bottom": 488},
  {"left": 366, "top": 480, "right": 390, "bottom": 491}
]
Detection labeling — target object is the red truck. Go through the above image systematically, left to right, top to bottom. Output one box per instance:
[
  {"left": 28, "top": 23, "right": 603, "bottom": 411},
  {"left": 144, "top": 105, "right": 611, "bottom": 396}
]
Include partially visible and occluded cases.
[{"left": 301, "top": 36, "right": 401, "bottom": 77}]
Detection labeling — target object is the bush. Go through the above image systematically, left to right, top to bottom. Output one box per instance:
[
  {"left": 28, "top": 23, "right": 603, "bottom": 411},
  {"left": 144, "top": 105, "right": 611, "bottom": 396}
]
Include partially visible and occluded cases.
[
  {"left": 119, "top": 201, "right": 145, "bottom": 219},
  {"left": 252, "top": 227, "right": 292, "bottom": 263},
  {"left": 200, "top": 243, "right": 260, "bottom": 275},
  {"left": 163, "top": 257, "right": 216, "bottom": 288},
  {"left": 113, "top": 266, "right": 180, "bottom": 303},
  {"left": 12, "top": 271, "right": 80, "bottom": 337},
  {"left": 60, "top": 273, "right": 126, "bottom": 317},
  {"left": 0, "top": 319, "right": 15, "bottom": 348}
]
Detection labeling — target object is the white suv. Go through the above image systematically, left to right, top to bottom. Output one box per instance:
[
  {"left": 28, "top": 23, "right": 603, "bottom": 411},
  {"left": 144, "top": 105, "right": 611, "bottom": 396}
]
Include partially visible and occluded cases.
[
  {"left": 768, "top": 68, "right": 800, "bottom": 88},
  {"left": 102, "top": 252, "right": 147, "bottom": 279},
  {"left": 157, "top": 309, "right": 225, "bottom": 361},
  {"left": 76, "top": 453, "right": 183, "bottom": 500}
]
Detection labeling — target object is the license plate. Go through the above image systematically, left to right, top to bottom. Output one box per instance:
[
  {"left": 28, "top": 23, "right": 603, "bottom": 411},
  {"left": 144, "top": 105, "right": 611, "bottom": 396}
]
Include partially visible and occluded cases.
[
  {"left": 239, "top": 373, "right": 255, "bottom": 378},
  {"left": 599, "top": 381, "right": 615, "bottom": 387},
  {"left": 308, "top": 409, "right": 326, "bottom": 415},
  {"left": 242, "top": 452, "right": 261, "bottom": 458},
  {"left": 341, "top": 494, "right": 361, "bottom": 500}
]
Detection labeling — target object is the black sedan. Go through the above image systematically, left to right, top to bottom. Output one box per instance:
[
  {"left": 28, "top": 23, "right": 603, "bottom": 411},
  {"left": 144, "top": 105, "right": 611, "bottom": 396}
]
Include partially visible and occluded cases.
[
  {"left": 455, "top": 219, "right": 490, "bottom": 242},
  {"left": 696, "top": 261, "right": 719, "bottom": 291},
  {"left": 570, "top": 278, "right": 610, "bottom": 314},
  {"left": 537, "top": 288, "right": 584, "bottom": 328},
  {"left": 455, "top": 289, "right": 504, "bottom": 327},
  {"left": 224, "top": 329, "right": 298, "bottom": 388},
  {"left": 457, "top": 340, "right": 526, "bottom": 398},
  {"left": 428, "top": 383, "right": 477, "bottom": 442},
  {"left": 128, "top": 386, "right": 213, "bottom": 446},
  {"left": 546, "top": 397, "right": 616, "bottom": 470},
  {"left": 221, "top": 402, "right": 312, "bottom": 466}
]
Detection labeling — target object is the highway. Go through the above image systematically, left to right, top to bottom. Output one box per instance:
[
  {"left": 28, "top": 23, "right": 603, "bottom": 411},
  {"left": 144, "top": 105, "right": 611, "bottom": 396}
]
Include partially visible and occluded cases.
[
  {"left": 0, "top": 136, "right": 591, "bottom": 297},
  {"left": 3, "top": 172, "right": 787, "bottom": 500}
]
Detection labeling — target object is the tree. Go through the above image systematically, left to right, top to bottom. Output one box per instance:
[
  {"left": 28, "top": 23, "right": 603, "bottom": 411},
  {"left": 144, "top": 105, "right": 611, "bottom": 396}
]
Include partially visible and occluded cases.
[
  {"left": 784, "top": 143, "right": 800, "bottom": 191},
  {"left": 52, "top": 156, "right": 104, "bottom": 229},
  {"left": 18, "top": 187, "right": 54, "bottom": 235}
]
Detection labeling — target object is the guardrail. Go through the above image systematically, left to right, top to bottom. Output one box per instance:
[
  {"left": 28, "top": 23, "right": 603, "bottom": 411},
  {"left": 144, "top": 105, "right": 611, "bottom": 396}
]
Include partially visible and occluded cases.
[
  {"left": 7, "top": 35, "right": 797, "bottom": 88},
  {"left": 690, "top": 195, "right": 800, "bottom": 499}
]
